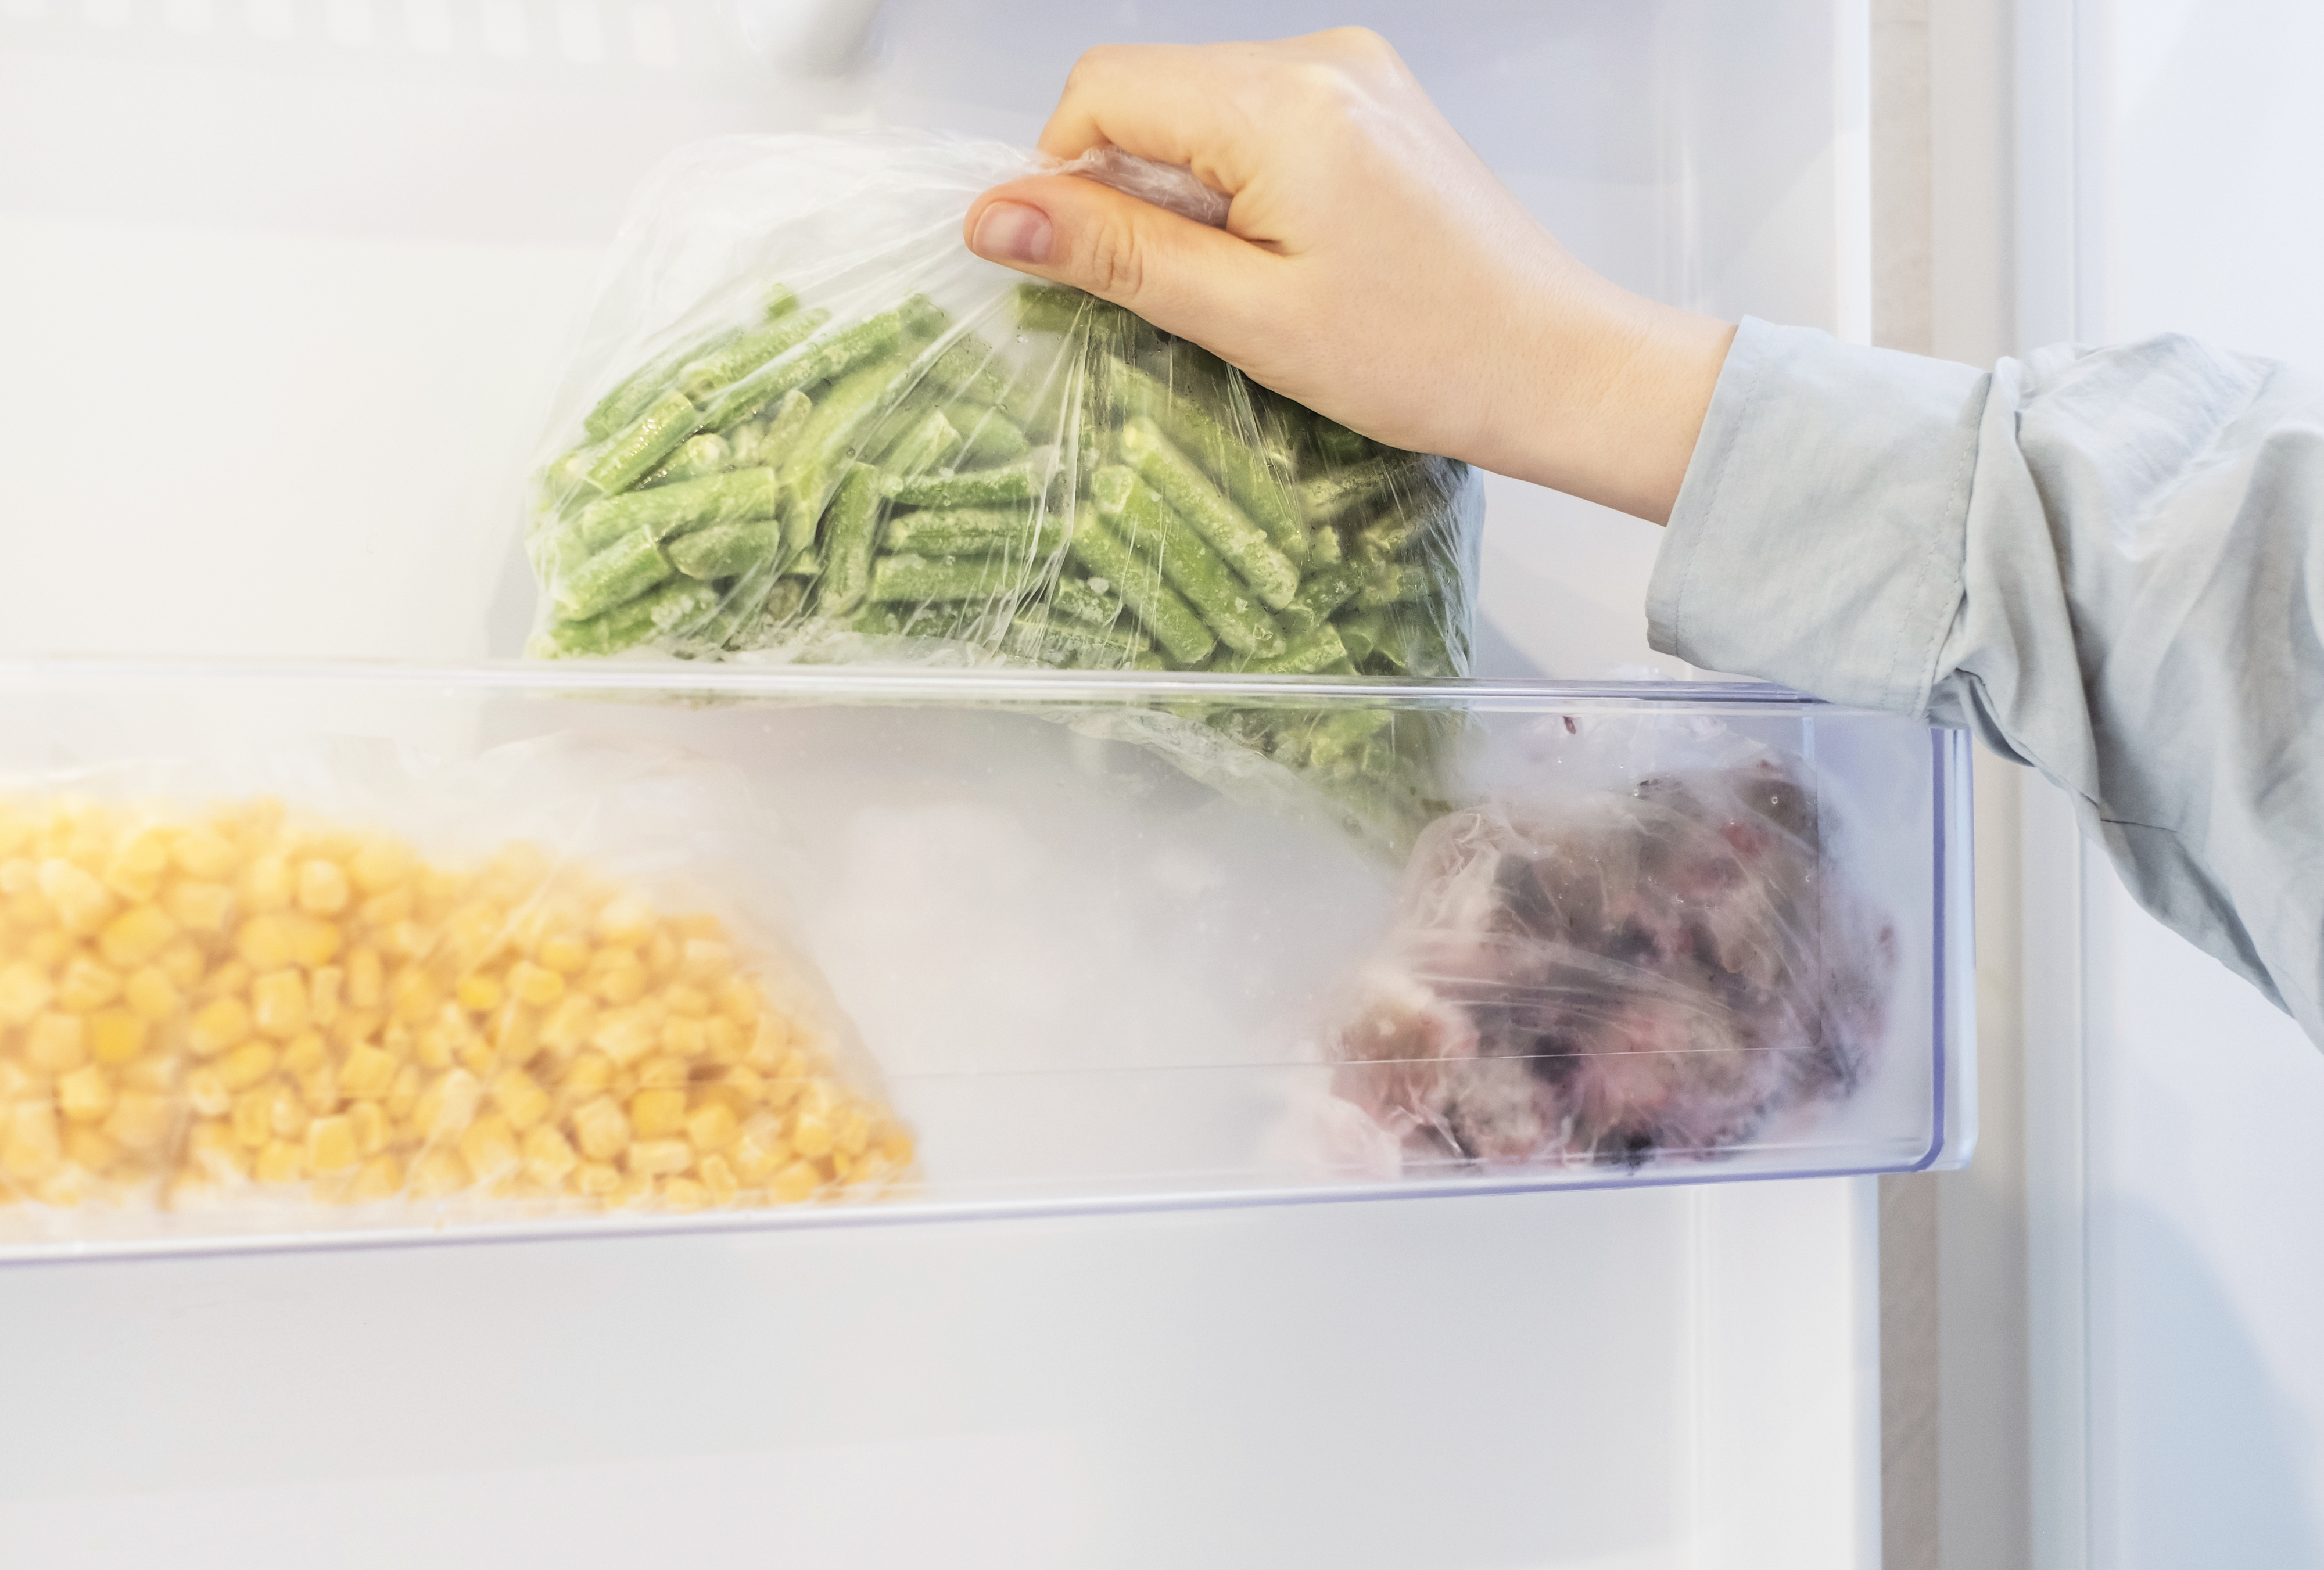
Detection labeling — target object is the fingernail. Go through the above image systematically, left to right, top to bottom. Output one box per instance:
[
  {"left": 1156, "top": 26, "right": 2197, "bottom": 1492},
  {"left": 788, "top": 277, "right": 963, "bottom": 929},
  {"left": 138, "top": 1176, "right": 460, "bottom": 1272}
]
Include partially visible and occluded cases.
[{"left": 971, "top": 201, "right": 1053, "bottom": 265}]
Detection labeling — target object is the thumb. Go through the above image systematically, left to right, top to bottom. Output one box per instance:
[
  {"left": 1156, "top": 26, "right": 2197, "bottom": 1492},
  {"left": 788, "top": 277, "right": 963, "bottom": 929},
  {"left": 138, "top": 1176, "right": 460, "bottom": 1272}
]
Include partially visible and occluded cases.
[{"left": 964, "top": 174, "right": 1275, "bottom": 349}]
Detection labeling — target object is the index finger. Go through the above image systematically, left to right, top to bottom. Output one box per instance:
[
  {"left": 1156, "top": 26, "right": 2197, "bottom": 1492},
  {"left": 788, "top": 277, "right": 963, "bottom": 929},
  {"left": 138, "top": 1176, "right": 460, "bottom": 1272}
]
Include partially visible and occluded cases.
[{"left": 1036, "top": 41, "right": 1275, "bottom": 195}]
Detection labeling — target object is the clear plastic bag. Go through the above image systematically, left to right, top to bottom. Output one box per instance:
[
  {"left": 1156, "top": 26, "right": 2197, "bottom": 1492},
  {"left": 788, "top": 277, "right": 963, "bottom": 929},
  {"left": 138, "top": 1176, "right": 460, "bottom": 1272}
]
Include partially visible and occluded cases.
[
  {"left": 522, "top": 130, "right": 1482, "bottom": 685},
  {"left": 0, "top": 736, "right": 912, "bottom": 1230},
  {"left": 1321, "top": 744, "right": 1900, "bottom": 1172}
]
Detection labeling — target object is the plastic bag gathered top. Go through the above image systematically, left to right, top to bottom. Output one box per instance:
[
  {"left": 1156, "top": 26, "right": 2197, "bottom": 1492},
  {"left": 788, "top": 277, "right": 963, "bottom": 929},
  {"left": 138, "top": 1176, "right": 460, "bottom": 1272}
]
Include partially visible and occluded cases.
[
  {"left": 522, "top": 131, "right": 1480, "bottom": 687},
  {"left": 1326, "top": 757, "right": 1899, "bottom": 1170}
]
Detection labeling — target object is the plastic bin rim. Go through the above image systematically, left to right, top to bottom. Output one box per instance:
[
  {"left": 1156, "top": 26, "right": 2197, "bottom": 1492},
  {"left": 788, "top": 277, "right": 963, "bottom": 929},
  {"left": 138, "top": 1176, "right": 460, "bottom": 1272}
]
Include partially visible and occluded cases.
[{"left": 0, "top": 656, "right": 1871, "bottom": 713}]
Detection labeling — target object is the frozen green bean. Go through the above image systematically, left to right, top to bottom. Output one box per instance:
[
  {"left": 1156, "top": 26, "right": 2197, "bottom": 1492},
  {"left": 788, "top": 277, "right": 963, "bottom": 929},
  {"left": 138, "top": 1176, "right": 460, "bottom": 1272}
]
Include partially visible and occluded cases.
[
  {"left": 676, "top": 307, "right": 831, "bottom": 403},
  {"left": 700, "top": 308, "right": 905, "bottom": 431},
  {"left": 584, "top": 324, "right": 731, "bottom": 442},
  {"left": 781, "top": 353, "right": 911, "bottom": 515},
  {"left": 1118, "top": 367, "right": 1305, "bottom": 566},
  {"left": 584, "top": 387, "right": 702, "bottom": 497},
  {"left": 956, "top": 408, "right": 1032, "bottom": 468},
  {"left": 881, "top": 409, "right": 963, "bottom": 478},
  {"left": 1118, "top": 418, "right": 1299, "bottom": 610},
  {"left": 1314, "top": 419, "right": 1370, "bottom": 466},
  {"left": 640, "top": 431, "right": 731, "bottom": 490},
  {"left": 1297, "top": 454, "right": 1427, "bottom": 524},
  {"left": 884, "top": 457, "right": 1049, "bottom": 507},
  {"left": 815, "top": 462, "right": 884, "bottom": 616},
  {"left": 572, "top": 466, "right": 778, "bottom": 552},
  {"left": 1095, "top": 467, "right": 1283, "bottom": 658},
  {"left": 882, "top": 505, "right": 1059, "bottom": 558},
  {"left": 1064, "top": 506, "right": 1217, "bottom": 667},
  {"left": 1356, "top": 513, "right": 1425, "bottom": 561},
  {"left": 667, "top": 518, "right": 780, "bottom": 580},
  {"left": 1306, "top": 523, "right": 1344, "bottom": 565},
  {"left": 555, "top": 527, "right": 673, "bottom": 621},
  {"left": 867, "top": 552, "right": 1040, "bottom": 605},
  {"left": 1277, "top": 560, "right": 1368, "bottom": 637},
  {"left": 1355, "top": 561, "right": 1428, "bottom": 608},
  {"left": 1048, "top": 576, "right": 1127, "bottom": 628},
  {"left": 533, "top": 577, "right": 722, "bottom": 658},
  {"left": 1333, "top": 606, "right": 1387, "bottom": 663},
  {"left": 1002, "top": 612, "right": 1148, "bottom": 669},
  {"left": 1221, "top": 624, "right": 1349, "bottom": 676}
]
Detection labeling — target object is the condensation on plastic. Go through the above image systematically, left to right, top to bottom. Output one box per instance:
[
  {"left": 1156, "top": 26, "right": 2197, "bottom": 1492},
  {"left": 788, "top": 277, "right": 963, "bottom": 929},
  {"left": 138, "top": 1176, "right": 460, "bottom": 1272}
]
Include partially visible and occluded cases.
[
  {"left": 522, "top": 130, "right": 1481, "bottom": 689},
  {"left": 1311, "top": 721, "right": 1900, "bottom": 1176},
  {"left": 0, "top": 736, "right": 912, "bottom": 1239}
]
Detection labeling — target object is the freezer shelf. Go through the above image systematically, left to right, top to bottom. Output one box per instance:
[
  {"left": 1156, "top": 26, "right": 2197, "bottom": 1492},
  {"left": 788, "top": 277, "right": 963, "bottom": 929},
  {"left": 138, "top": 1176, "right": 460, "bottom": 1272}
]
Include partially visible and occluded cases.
[{"left": 0, "top": 658, "right": 1972, "bottom": 1259}]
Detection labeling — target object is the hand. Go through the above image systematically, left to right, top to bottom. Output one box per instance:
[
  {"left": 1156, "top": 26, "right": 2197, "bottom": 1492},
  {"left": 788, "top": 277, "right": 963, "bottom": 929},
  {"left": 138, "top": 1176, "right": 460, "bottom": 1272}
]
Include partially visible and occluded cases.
[{"left": 963, "top": 28, "right": 1735, "bottom": 524}]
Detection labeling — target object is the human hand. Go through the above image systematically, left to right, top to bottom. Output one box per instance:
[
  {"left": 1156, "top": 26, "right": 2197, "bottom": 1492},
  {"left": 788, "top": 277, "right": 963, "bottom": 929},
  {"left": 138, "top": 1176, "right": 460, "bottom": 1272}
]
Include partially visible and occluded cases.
[{"left": 963, "top": 28, "right": 1735, "bottom": 523}]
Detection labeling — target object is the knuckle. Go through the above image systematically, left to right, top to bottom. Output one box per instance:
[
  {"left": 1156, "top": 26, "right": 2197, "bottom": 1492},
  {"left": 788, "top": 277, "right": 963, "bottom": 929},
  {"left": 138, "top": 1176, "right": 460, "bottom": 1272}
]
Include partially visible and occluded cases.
[{"left": 1078, "top": 216, "right": 1147, "bottom": 301}]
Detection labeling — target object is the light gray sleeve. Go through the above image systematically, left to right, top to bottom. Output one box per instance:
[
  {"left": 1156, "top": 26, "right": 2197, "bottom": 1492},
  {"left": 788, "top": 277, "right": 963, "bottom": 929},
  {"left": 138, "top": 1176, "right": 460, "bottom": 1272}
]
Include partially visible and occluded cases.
[{"left": 1647, "top": 316, "right": 2324, "bottom": 1044}]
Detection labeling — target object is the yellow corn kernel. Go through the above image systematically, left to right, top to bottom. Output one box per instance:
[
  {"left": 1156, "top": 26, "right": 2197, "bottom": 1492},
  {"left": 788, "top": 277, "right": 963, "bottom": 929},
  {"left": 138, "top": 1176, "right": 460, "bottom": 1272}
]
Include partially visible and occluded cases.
[
  {"left": 171, "top": 826, "right": 237, "bottom": 881},
  {"left": 103, "top": 827, "right": 171, "bottom": 903},
  {"left": 349, "top": 839, "right": 410, "bottom": 896},
  {"left": 239, "top": 854, "right": 294, "bottom": 914},
  {"left": 39, "top": 858, "right": 114, "bottom": 935},
  {"left": 297, "top": 858, "right": 350, "bottom": 916},
  {"left": 165, "top": 879, "right": 234, "bottom": 935},
  {"left": 357, "top": 886, "right": 413, "bottom": 934},
  {"left": 591, "top": 895, "right": 653, "bottom": 948},
  {"left": 97, "top": 904, "right": 176, "bottom": 970},
  {"left": 235, "top": 914, "right": 298, "bottom": 971},
  {"left": 288, "top": 915, "right": 340, "bottom": 969},
  {"left": 20, "top": 930, "right": 70, "bottom": 969},
  {"left": 643, "top": 930, "right": 680, "bottom": 982},
  {"left": 537, "top": 933, "right": 589, "bottom": 975},
  {"left": 155, "top": 937, "right": 205, "bottom": 991},
  {"left": 679, "top": 938, "right": 735, "bottom": 989},
  {"left": 345, "top": 946, "right": 384, "bottom": 1010},
  {"left": 55, "top": 954, "right": 123, "bottom": 1012},
  {"left": 589, "top": 958, "right": 648, "bottom": 1007},
  {"left": 196, "top": 960, "right": 251, "bottom": 1001},
  {"left": 0, "top": 961, "right": 53, "bottom": 1025},
  {"left": 507, "top": 961, "right": 564, "bottom": 1007},
  {"left": 123, "top": 965, "right": 180, "bottom": 1022},
  {"left": 309, "top": 965, "right": 343, "bottom": 1027},
  {"left": 388, "top": 967, "right": 440, "bottom": 1026},
  {"left": 250, "top": 968, "right": 310, "bottom": 1039},
  {"left": 454, "top": 973, "right": 504, "bottom": 1013},
  {"left": 719, "top": 979, "right": 762, "bottom": 1029},
  {"left": 661, "top": 983, "right": 712, "bottom": 1021},
  {"left": 492, "top": 1004, "right": 542, "bottom": 1069},
  {"left": 590, "top": 1005, "right": 659, "bottom": 1066},
  {"left": 85, "top": 1007, "right": 148, "bottom": 1066},
  {"left": 330, "top": 1008, "right": 383, "bottom": 1051},
  {"left": 26, "top": 1012, "right": 87, "bottom": 1072},
  {"left": 659, "top": 1015, "right": 707, "bottom": 1060},
  {"left": 413, "top": 1018, "right": 457, "bottom": 1072},
  {"left": 693, "top": 1018, "right": 741, "bottom": 1068},
  {"left": 280, "top": 1031, "right": 327, "bottom": 1078},
  {"left": 458, "top": 1038, "right": 496, "bottom": 1079},
  {"left": 216, "top": 1039, "right": 277, "bottom": 1093},
  {"left": 340, "top": 1044, "right": 397, "bottom": 1101},
  {"left": 636, "top": 1054, "right": 687, "bottom": 1091},
  {"left": 297, "top": 1060, "right": 340, "bottom": 1116},
  {"left": 385, "top": 1061, "right": 422, "bottom": 1122},
  {"left": 55, "top": 1064, "right": 113, "bottom": 1123},
  {"left": 186, "top": 1067, "right": 231, "bottom": 1118},
  {"left": 413, "top": 1068, "right": 481, "bottom": 1140},
  {"left": 492, "top": 1068, "right": 550, "bottom": 1131},
  {"left": 268, "top": 1083, "right": 310, "bottom": 1141},
  {"left": 231, "top": 1087, "right": 273, "bottom": 1149},
  {"left": 628, "top": 1087, "right": 686, "bottom": 1141},
  {"left": 102, "top": 1091, "right": 173, "bottom": 1153},
  {"left": 572, "top": 1095, "right": 630, "bottom": 1162},
  {"left": 350, "top": 1099, "right": 388, "bottom": 1156},
  {"left": 685, "top": 1101, "right": 739, "bottom": 1155},
  {"left": 3, "top": 1103, "right": 63, "bottom": 1181},
  {"left": 834, "top": 1108, "right": 871, "bottom": 1159},
  {"left": 788, "top": 1109, "right": 833, "bottom": 1161},
  {"left": 459, "top": 1113, "right": 519, "bottom": 1182},
  {"left": 305, "top": 1114, "right": 358, "bottom": 1174},
  {"left": 731, "top": 1120, "right": 786, "bottom": 1183},
  {"left": 64, "top": 1123, "right": 120, "bottom": 1173},
  {"left": 514, "top": 1125, "right": 574, "bottom": 1188},
  {"left": 626, "top": 1137, "right": 691, "bottom": 1177},
  {"left": 253, "top": 1139, "right": 304, "bottom": 1185},
  {"left": 408, "top": 1147, "right": 469, "bottom": 1198},
  {"left": 343, "top": 1151, "right": 401, "bottom": 1202},
  {"left": 698, "top": 1153, "right": 740, "bottom": 1204},
  {"left": 769, "top": 1159, "right": 820, "bottom": 1205},
  {"left": 575, "top": 1160, "right": 620, "bottom": 1199},
  {"left": 609, "top": 1170, "right": 655, "bottom": 1208},
  {"left": 660, "top": 1176, "right": 707, "bottom": 1212}
]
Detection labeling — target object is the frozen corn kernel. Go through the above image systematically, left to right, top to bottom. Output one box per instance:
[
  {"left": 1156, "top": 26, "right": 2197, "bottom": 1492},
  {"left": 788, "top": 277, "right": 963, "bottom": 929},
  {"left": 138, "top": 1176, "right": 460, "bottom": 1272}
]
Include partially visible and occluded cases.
[
  {"left": 171, "top": 827, "right": 237, "bottom": 881},
  {"left": 104, "top": 828, "right": 171, "bottom": 903},
  {"left": 349, "top": 840, "right": 410, "bottom": 896},
  {"left": 239, "top": 854, "right": 294, "bottom": 915},
  {"left": 297, "top": 858, "right": 350, "bottom": 915},
  {"left": 40, "top": 859, "right": 114, "bottom": 935},
  {"left": 166, "top": 881, "right": 234, "bottom": 935},
  {"left": 98, "top": 904, "right": 177, "bottom": 970},
  {"left": 537, "top": 933, "right": 589, "bottom": 975},
  {"left": 155, "top": 937, "right": 205, "bottom": 991},
  {"left": 56, "top": 955, "right": 123, "bottom": 1012},
  {"left": 0, "top": 961, "right": 54, "bottom": 1025},
  {"left": 507, "top": 961, "right": 564, "bottom": 1007},
  {"left": 123, "top": 965, "right": 179, "bottom": 1022},
  {"left": 251, "top": 969, "right": 310, "bottom": 1040},
  {"left": 455, "top": 973, "right": 504, "bottom": 1013},
  {"left": 188, "top": 996, "right": 253, "bottom": 1058},
  {"left": 590, "top": 1005, "right": 659, "bottom": 1066},
  {"left": 83, "top": 1007, "right": 145, "bottom": 1068},
  {"left": 26, "top": 1012, "right": 87, "bottom": 1073},
  {"left": 216, "top": 1040, "right": 277, "bottom": 1093},
  {"left": 340, "top": 1044, "right": 397, "bottom": 1101},
  {"left": 56, "top": 1064, "right": 114, "bottom": 1123},
  {"left": 186, "top": 1068, "right": 231, "bottom": 1118},
  {"left": 414, "top": 1068, "right": 482, "bottom": 1140},
  {"left": 492, "top": 1068, "right": 550, "bottom": 1131},
  {"left": 629, "top": 1087, "right": 687, "bottom": 1141},
  {"left": 103, "top": 1091, "right": 173, "bottom": 1153},
  {"left": 572, "top": 1095, "right": 631, "bottom": 1162},
  {"left": 349, "top": 1100, "right": 388, "bottom": 1156},
  {"left": 686, "top": 1101, "right": 738, "bottom": 1155},
  {"left": 789, "top": 1110, "right": 833, "bottom": 1161},
  {"left": 458, "top": 1114, "right": 519, "bottom": 1183},
  {"left": 306, "top": 1115, "right": 358, "bottom": 1174},
  {"left": 522, "top": 1124, "right": 578, "bottom": 1187},
  {"left": 626, "top": 1137, "right": 692, "bottom": 1177},
  {"left": 253, "top": 1139, "right": 304, "bottom": 1185},
  {"left": 410, "top": 1148, "right": 469, "bottom": 1198},
  {"left": 347, "top": 1152, "right": 403, "bottom": 1202},
  {"left": 770, "top": 1159, "right": 821, "bottom": 1205},
  {"left": 576, "top": 1161, "right": 621, "bottom": 1199},
  {"left": 661, "top": 1176, "right": 708, "bottom": 1212}
]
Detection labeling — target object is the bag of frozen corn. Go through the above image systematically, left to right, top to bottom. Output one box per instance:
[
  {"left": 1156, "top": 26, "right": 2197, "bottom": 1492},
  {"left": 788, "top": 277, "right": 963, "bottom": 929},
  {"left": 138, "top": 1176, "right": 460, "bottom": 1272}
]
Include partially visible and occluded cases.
[{"left": 522, "top": 131, "right": 1482, "bottom": 683}]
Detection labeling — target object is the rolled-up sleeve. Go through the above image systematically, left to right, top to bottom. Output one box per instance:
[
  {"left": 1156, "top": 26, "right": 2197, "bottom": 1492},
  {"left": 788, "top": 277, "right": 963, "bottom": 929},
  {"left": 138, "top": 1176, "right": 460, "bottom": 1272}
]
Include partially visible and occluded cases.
[{"left": 1649, "top": 317, "right": 2324, "bottom": 1044}]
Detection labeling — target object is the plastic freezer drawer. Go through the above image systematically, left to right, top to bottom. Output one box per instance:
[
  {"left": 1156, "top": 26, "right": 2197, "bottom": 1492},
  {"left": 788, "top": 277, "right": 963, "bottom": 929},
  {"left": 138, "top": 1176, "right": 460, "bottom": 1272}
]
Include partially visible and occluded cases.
[{"left": 0, "top": 659, "right": 1972, "bottom": 1259}]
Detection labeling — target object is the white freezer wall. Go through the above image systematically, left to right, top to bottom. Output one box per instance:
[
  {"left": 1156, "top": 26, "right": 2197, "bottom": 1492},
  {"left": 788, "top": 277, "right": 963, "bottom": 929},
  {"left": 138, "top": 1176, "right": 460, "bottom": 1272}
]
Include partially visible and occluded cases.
[
  {"left": 2016, "top": 1, "right": 2324, "bottom": 1564},
  {"left": 0, "top": 3, "right": 1889, "bottom": 1566}
]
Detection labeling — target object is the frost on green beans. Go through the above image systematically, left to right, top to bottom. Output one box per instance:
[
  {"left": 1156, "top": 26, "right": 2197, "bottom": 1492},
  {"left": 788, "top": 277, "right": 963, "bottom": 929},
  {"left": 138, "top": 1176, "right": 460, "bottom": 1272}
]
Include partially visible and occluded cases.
[{"left": 527, "top": 278, "right": 1477, "bottom": 850}]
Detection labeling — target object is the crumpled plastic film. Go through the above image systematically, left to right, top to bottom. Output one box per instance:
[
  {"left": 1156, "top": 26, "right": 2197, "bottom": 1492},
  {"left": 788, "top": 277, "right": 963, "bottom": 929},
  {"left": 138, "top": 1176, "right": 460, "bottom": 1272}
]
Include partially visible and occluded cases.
[
  {"left": 0, "top": 737, "right": 912, "bottom": 1228},
  {"left": 1322, "top": 752, "right": 1900, "bottom": 1172}
]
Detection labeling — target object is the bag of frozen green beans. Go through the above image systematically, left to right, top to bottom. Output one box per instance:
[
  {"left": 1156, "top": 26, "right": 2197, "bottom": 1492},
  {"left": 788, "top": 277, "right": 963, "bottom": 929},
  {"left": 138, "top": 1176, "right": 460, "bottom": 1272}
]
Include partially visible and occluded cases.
[
  {"left": 525, "top": 130, "right": 1482, "bottom": 682},
  {"left": 521, "top": 132, "right": 1483, "bottom": 853}
]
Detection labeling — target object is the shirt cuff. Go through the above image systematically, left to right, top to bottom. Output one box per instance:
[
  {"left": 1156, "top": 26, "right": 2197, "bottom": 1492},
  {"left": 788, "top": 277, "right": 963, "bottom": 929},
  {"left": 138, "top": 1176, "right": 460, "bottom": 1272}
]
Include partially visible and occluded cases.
[{"left": 1646, "top": 317, "right": 1992, "bottom": 717}]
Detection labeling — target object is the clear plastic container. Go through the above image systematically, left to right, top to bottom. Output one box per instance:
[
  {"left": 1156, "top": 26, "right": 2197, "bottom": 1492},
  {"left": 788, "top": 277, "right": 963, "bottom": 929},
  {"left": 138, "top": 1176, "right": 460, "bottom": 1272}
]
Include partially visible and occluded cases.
[{"left": 0, "top": 657, "right": 1971, "bottom": 1259}]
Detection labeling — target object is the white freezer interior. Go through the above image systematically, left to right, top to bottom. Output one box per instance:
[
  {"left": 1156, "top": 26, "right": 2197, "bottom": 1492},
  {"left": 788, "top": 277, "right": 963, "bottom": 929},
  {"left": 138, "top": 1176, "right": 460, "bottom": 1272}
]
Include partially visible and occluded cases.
[{"left": 0, "top": 2, "right": 1889, "bottom": 1564}]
